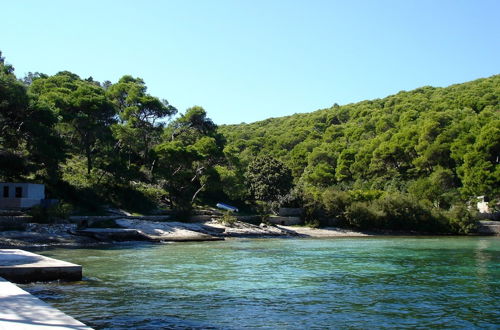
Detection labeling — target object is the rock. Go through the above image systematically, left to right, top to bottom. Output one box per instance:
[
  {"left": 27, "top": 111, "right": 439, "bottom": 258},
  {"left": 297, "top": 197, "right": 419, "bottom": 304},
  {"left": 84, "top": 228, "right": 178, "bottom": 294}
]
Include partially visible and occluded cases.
[{"left": 104, "top": 208, "right": 132, "bottom": 216}]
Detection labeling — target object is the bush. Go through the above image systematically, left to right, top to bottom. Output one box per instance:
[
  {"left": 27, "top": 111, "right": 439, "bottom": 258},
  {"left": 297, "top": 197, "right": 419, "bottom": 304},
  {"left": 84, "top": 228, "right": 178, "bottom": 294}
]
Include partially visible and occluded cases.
[
  {"left": 108, "top": 184, "right": 157, "bottom": 213},
  {"left": 303, "top": 187, "right": 475, "bottom": 234},
  {"left": 322, "top": 189, "right": 351, "bottom": 218},
  {"left": 348, "top": 190, "right": 384, "bottom": 202},
  {"left": 343, "top": 192, "right": 448, "bottom": 233},
  {"left": 344, "top": 201, "right": 384, "bottom": 229},
  {"left": 28, "top": 203, "right": 73, "bottom": 223},
  {"left": 445, "top": 204, "right": 478, "bottom": 234},
  {"left": 218, "top": 211, "right": 237, "bottom": 226},
  {"left": 259, "top": 213, "right": 271, "bottom": 225},
  {"left": 305, "top": 219, "right": 320, "bottom": 228}
]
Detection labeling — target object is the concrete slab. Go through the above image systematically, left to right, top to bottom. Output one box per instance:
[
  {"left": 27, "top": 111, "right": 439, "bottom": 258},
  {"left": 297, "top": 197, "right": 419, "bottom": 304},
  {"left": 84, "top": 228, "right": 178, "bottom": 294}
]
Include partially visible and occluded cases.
[
  {"left": 477, "top": 221, "right": 500, "bottom": 235},
  {"left": 0, "top": 249, "right": 82, "bottom": 283},
  {"left": 0, "top": 276, "right": 91, "bottom": 329}
]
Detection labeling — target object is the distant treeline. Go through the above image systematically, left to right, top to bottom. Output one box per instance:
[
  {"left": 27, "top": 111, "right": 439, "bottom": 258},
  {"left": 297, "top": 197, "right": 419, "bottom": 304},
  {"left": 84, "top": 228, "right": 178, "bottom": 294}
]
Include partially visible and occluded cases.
[
  {"left": 0, "top": 51, "right": 226, "bottom": 214},
  {"left": 1, "top": 51, "right": 498, "bottom": 233},
  {"left": 218, "top": 74, "right": 499, "bottom": 233},
  {"left": 220, "top": 75, "right": 499, "bottom": 201}
]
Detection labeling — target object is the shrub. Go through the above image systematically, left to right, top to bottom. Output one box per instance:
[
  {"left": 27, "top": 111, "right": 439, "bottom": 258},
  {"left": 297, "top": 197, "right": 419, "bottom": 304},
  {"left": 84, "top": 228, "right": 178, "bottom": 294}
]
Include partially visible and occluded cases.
[
  {"left": 302, "top": 187, "right": 324, "bottom": 223},
  {"left": 322, "top": 189, "right": 351, "bottom": 218},
  {"left": 348, "top": 190, "right": 384, "bottom": 202},
  {"left": 343, "top": 192, "right": 449, "bottom": 233},
  {"left": 372, "top": 193, "right": 447, "bottom": 232},
  {"left": 344, "top": 201, "right": 383, "bottom": 229},
  {"left": 28, "top": 203, "right": 73, "bottom": 223},
  {"left": 445, "top": 204, "right": 478, "bottom": 234},
  {"left": 219, "top": 211, "right": 237, "bottom": 226},
  {"left": 259, "top": 213, "right": 271, "bottom": 225},
  {"left": 305, "top": 219, "right": 320, "bottom": 228}
]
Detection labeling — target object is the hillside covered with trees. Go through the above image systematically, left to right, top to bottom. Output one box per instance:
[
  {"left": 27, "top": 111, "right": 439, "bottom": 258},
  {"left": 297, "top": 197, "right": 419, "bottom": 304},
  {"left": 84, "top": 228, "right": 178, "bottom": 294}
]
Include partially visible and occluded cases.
[
  {"left": 1, "top": 51, "right": 498, "bottom": 233},
  {"left": 0, "top": 52, "right": 226, "bottom": 215},
  {"left": 218, "top": 74, "right": 499, "bottom": 232},
  {"left": 221, "top": 74, "right": 499, "bottom": 196}
]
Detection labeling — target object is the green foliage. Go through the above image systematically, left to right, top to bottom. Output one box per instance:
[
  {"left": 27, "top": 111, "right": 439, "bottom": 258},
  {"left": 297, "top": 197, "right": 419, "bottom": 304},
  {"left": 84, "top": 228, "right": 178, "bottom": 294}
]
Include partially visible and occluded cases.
[
  {"left": 1, "top": 50, "right": 497, "bottom": 232},
  {"left": 0, "top": 52, "right": 64, "bottom": 182},
  {"left": 0, "top": 52, "right": 230, "bottom": 214},
  {"left": 30, "top": 71, "right": 116, "bottom": 175},
  {"left": 107, "top": 75, "right": 176, "bottom": 170},
  {"left": 220, "top": 75, "right": 500, "bottom": 205},
  {"left": 155, "top": 106, "right": 226, "bottom": 212},
  {"left": 246, "top": 155, "right": 294, "bottom": 205},
  {"left": 215, "top": 165, "right": 248, "bottom": 201},
  {"left": 408, "top": 167, "right": 457, "bottom": 208},
  {"left": 319, "top": 189, "right": 383, "bottom": 221},
  {"left": 321, "top": 189, "right": 351, "bottom": 218},
  {"left": 343, "top": 193, "right": 448, "bottom": 232},
  {"left": 344, "top": 201, "right": 383, "bottom": 229},
  {"left": 28, "top": 203, "right": 73, "bottom": 224},
  {"left": 445, "top": 204, "right": 477, "bottom": 234},
  {"left": 218, "top": 211, "right": 237, "bottom": 226},
  {"left": 305, "top": 219, "right": 320, "bottom": 228}
]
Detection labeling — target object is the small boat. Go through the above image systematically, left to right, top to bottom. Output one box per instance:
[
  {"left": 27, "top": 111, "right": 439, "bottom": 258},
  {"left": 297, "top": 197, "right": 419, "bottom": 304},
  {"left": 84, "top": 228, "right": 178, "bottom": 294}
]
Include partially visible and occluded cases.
[{"left": 216, "top": 203, "right": 239, "bottom": 212}]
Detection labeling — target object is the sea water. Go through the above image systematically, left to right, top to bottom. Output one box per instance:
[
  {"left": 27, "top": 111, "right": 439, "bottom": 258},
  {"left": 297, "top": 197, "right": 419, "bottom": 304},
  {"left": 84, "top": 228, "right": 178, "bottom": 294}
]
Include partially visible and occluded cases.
[{"left": 24, "top": 237, "right": 499, "bottom": 329}]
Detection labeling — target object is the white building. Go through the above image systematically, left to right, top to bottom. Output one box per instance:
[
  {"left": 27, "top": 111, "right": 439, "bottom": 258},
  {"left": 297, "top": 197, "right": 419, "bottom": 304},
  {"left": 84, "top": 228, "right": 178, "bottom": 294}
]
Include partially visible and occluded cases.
[{"left": 0, "top": 183, "right": 45, "bottom": 209}]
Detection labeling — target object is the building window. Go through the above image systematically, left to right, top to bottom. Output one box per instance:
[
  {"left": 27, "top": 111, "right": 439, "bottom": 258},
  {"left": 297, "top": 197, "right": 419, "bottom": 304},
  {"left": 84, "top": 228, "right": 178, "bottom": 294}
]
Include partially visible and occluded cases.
[
  {"left": 2, "top": 186, "right": 8, "bottom": 198},
  {"left": 15, "top": 187, "right": 22, "bottom": 198}
]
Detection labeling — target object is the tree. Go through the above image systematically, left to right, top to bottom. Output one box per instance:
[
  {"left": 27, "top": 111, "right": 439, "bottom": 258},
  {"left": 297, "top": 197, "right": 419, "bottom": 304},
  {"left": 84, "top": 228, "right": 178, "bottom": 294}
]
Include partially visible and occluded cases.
[
  {"left": 0, "top": 51, "right": 29, "bottom": 150},
  {"left": 0, "top": 52, "right": 64, "bottom": 181},
  {"left": 30, "top": 72, "right": 116, "bottom": 175},
  {"left": 107, "top": 75, "right": 177, "bottom": 172},
  {"left": 155, "top": 106, "right": 225, "bottom": 211},
  {"left": 458, "top": 120, "right": 500, "bottom": 197},
  {"left": 246, "top": 155, "right": 293, "bottom": 209},
  {"left": 408, "top": 167, "right": 456, "bottom": 208}
]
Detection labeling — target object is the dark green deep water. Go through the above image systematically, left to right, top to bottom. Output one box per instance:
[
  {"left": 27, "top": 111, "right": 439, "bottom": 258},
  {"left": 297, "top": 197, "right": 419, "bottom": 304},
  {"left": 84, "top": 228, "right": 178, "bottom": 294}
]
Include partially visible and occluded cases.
[{"left": 24, "top": 237, "right": 499, "bottom": 329}]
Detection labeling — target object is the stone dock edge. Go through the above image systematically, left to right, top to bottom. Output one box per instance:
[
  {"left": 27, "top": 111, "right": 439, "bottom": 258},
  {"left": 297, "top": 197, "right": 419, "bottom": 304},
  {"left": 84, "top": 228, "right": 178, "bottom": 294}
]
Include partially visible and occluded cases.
[
  {"left": 0, "top": 249, "right": 82, "bottom": 283},
  {"left": 0, "top": 276, "right": 92, "bottom": 329}
]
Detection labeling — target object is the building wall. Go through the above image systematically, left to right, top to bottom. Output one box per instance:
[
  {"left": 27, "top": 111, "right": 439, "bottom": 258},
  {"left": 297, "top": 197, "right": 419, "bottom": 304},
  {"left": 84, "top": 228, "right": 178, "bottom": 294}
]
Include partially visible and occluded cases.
[
  {"left": 0, "top": 183, "right": 45, "bottom": 208},
  {"left": 26, "top": 184, "right": 45, "bottom": 200},
  {"left": 0, "top": 198, "right": 22, "bottom": 208},
  {"left": 269, "top": 216, "right": 303, "bottom": 226}
]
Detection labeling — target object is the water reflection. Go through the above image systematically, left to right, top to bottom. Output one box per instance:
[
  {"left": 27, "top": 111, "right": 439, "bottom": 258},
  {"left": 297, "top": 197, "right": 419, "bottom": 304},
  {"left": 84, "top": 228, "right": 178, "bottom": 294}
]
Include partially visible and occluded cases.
[{"left": 23, "top": 237, "right": 500, "bottom": 329}]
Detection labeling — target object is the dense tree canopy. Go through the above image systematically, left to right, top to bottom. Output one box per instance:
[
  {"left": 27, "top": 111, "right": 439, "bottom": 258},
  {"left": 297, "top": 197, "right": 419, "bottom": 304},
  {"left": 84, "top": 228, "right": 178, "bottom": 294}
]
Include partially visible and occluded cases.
[
  {"left": 0, "top": 50, "right": 498, "bottom": 232},
  {"left": 0, "top": 53, "right": 199, "bottom": 212},
  {"left": 30, "top": 72, "right": 116, "bottom": 175},
  {"left": 107, "top": 75, "right": 177, "bottom": 170},
  {"left": 220, "top": 76, "right": 500, "bottom": 202},
  {"left": 155, "top": 106, "right": 225, "bottom": 210},
  {"left": 246, "top": 155, "right": 293, "bottom": 205}
]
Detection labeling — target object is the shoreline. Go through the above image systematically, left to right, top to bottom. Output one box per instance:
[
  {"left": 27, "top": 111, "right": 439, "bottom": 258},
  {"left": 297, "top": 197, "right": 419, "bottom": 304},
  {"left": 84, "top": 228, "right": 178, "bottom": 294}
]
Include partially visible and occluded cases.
[{"left": 0, "top": 218, "right": 483, "bottom": 249}]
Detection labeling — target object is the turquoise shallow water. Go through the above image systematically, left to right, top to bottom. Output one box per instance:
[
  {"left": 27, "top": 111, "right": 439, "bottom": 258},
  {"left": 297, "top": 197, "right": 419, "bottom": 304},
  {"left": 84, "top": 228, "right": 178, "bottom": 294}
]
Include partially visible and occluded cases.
[{"left": 24, "top": 237, "right": 499, "bottom": 329}]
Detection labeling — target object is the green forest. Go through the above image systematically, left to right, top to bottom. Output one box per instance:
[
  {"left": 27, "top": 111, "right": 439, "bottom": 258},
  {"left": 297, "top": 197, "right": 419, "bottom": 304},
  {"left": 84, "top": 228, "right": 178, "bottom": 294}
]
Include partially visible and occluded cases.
[{"left": 1, "top": 52, "right": 499, "bottom": 233}]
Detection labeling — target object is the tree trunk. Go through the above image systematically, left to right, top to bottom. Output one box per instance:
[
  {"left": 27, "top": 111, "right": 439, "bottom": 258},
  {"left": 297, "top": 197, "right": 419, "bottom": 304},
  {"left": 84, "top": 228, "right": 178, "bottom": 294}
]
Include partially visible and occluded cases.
[
  {"left": 86, "top": 145, "right": 92, "bottom": 175},
  {"left": 191, "top": 184, "right": 206, "bottom": 203}
]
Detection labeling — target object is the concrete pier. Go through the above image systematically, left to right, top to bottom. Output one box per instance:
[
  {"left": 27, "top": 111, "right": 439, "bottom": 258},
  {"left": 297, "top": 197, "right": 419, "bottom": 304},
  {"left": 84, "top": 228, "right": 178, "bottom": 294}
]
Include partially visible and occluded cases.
[
  {"left": 477, "top": 221, "right": 500, "bottom": 235},
  {"left": 0, "top": 249, "right": 82, "bottom": 283},
  {"left": 0, "top": 276, "right": 91, "bottom": 329}
]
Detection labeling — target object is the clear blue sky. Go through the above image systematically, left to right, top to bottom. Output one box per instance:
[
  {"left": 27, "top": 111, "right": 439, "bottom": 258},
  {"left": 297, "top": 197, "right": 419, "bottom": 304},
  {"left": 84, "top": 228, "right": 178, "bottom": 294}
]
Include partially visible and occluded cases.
[{"left": 1, "top": 0, "right": 499, "bottom": 125}]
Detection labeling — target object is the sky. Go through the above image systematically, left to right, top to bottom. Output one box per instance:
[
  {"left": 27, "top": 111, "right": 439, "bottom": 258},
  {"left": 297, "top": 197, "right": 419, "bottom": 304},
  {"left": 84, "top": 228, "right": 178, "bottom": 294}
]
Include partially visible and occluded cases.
[{"left": 1, "top": 0, "right": 499, "bottom": 125}]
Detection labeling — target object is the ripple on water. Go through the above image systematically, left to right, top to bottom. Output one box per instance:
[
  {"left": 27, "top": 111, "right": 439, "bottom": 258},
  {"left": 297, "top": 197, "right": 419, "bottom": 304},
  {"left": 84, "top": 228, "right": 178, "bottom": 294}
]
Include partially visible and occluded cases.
[{"left": 23, "top": 237, "right": 500, "bottom": 329}]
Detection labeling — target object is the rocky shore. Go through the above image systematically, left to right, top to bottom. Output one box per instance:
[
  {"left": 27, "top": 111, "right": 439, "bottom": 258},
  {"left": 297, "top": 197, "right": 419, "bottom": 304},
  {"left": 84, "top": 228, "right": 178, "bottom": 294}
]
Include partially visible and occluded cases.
[{"left": 0, "top": 218, "right": 372, "bottom": 248}]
